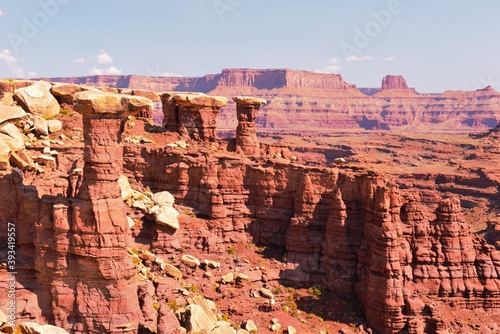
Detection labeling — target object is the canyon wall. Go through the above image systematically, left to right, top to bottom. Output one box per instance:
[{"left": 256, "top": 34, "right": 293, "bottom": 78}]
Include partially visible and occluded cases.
[
  {"left": 48, "top": 69, "right": 500, "bottom": 132},
  {"left": 1, "top": 81, "right": 499, "bottom": 333},
  {"left": 4, "top": 138, "right": 497, "bottom": 333},
  {"left": 123, "top": 144, "right": 500, "bottom": 334}
]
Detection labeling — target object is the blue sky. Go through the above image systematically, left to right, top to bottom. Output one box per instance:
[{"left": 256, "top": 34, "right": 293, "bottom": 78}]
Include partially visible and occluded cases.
[{"left": 0, "top": 0, "right": 499, "bottom": 92}]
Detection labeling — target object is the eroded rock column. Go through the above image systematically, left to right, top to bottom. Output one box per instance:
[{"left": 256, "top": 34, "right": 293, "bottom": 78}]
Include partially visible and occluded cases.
[
  {"left": 69, "top": 91, "right": 153, "bottom": 333},
  {"left": 161, "top": 93, "right": 227, "bottom": 142},
  {"left": 233, "top": 96, "right": 266, "bottom": 156}
]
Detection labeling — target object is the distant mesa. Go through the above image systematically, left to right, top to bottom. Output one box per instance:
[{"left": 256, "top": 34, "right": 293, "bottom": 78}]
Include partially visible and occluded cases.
[
  {"left": 44, "top": 68, "right": 500, "bottom": 131},
  {"left": 381, "top": 75, "right": 409, "bottom": 90}
]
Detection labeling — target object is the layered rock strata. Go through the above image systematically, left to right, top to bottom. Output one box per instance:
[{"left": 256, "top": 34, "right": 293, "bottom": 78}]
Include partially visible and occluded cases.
[
  {"left": 47, "top": 69, "right": 500, "bottom": 131},
  {"left": 381, "top": 75, "right": 409, "bottom": 90},
  {"left": 0, "top": 78, "right": 499, "bottom": 333},
  {"left": 8, "top": 92, "right": 154, "bottom": 333},
  {"left": 161, "top": 93, "right": 227, "bottom": 141},
  {"left": 233, "top": 96, "right": 267, "bottom": 156},
  {"left": 125, "top": 145, "right": 500, "bottom": 334}
]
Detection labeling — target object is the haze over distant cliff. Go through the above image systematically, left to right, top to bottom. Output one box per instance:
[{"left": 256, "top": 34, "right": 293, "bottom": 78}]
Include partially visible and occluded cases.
[{"left": 47, "top": 68, "right": 500, "bottom": 132}]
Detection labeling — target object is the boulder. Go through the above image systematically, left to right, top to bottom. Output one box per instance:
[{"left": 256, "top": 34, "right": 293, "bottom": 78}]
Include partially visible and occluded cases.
[
  {"left": 14, "top": 81, "right": 60, "bottom": 117},
  {"left": 51, "top": 83, "right": 86, "bottom": 104},
  {"left": 73, "top": 91, "right": 153, "bottom": 115},
  {"left": 0, "top": 105, "right": 27, "bottom": 124},
  {"left": 33, "top": 116, "right": 49, "bottom": 136},
  {"left": 47, "top": 120, "right": 63, "bottom": 133},
  {"left": 0, "top": 123, "right": 25, "bottom": 150},
  {"left": 0, "top": 133, "right": 24, "bottom": 152},
  {"left": 0, "top": 139, "right": 11, "bottom": 170},
  {"left": 10, "top": 150, "right": 36, "bottom": 170},
  {"left": 35, "top": 155, "right": 56, "bottom": 170},
  {"left": 117, "top": 175, "right": 134, "bottom": 201},
  {"left": 152, "top": 191, "right": 175, "bottom": 207},
  {"left": 154, "top": 206, "right": 180, "bottom": 230},
  {"left": 181, "top": 254, "right": 200, "bottom": 267},
  {"left": 204, "top": 259, "right": 221, "bottom": 269},
  {"left": 163, "top": 263, "right": 183, "bottom": 279},
  {"left": 221, "top": 272, "right": 234, "bottom": 284},
  {"left": 236, "top": 273, "right": 249, "bottom": 281},
  {"left": 259, "top": 288, "right": 274, "bottom": 299},
  {"left": 177, "top": 304, "right": 216, "bottom": 334},
  {"left": 243, "top": 320, "right": 258, "bottom": 332},
  {"left": 18, "top": 322, "right": 68, "bottom": 334},
  {"left": 211, "top": 323, "right": 237, "bottom": 334}
]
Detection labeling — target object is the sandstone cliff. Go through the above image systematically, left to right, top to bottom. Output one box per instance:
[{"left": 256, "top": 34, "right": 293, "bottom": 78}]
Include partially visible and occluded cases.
[
  {"left": 47, "top": 69, "right": 500, "bottom": 132},
  {"left": 1, "top": 80, "right": 499, "bottom": 334}
]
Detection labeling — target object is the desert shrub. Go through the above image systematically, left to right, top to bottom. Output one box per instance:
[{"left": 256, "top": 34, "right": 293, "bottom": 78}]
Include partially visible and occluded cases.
[
  {"left": 307, "top": 286, "right": 325, "bottom": 298},
  {"left": 167, "top": 300, "right": 178, "bottom": 311}
]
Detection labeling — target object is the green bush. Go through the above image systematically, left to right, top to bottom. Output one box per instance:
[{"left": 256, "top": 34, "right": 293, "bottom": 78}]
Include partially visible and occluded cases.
[{"left": 307, "top": 286, "right": 325, "bottom": 298}]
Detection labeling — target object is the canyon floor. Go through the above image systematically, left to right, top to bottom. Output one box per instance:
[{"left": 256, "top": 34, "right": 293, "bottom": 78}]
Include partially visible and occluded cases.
[{"left": 256, "top": 128, "right": 500, "bottom": 236}]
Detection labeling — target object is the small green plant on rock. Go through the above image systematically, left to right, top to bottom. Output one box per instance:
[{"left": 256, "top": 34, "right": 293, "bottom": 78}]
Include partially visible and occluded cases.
[
  {"left": 60, "top": 107, "right": 72, "bottom": 116},
  {"left": 227, "top": 245, "right": 236, "bottom": 255},
  {"left": 187, "top": 284, "right": 198, "bottom": 294},
  {"left": 307, "top": 286, "right": 325, "bottom": 298},
  {"left": 167, "top": 300, "right": 178, "bottom": 311}
]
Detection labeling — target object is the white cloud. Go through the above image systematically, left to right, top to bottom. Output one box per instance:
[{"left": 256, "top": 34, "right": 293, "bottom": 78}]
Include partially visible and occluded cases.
[
  {"left": 0, "top": 9, "right": 5, "bottom": 17},
  {"left": 0, "top": 49, "right": 24, "bottom": 77},
  {"left": 0, "top": 49, "right": 18, "bottom": 66},
  {"left": 92, "top": 49, "right": 113, "bottom": 64},
  {"left": 346, "top": 55, "right": 375, "bottom": 63},
  {"left": 383, "top": 56, "right": 396, "bottom": 62},
  {"left": 74, "top": 57, "right": 86, "bottom": 64},
  {"left": 315, "top": 58, "right": 345, "bottom": 73},
  {"left": 319, "top": 65, "right": 342, "bottom": 73},
  {"left": 89, "top": 66, "right": 103, "bottom": 75},
  {"left": 89, "top": 66, "right": 122, "bottom": 75},
  {"left": 105, "top": 66, "right": 122, "bottom": 75},
  {"left": 28, "top": 71, "right": 37, "bottom": 77},
  {"left": 160, "top": 72, "right": 181, "bottom": 77}
]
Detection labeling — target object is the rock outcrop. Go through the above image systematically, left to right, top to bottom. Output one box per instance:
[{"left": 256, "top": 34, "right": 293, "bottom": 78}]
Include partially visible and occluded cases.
[
  {"left": 381, "top": 75, "right": 409, "bottom": 90},
  {"left": 14, "top": 81, "right": 60, "bottom": 118},
  {"left": 60, "top": 91, "right": 153, "bottom": 332},
  {"left": 0, "top": 92, "right": 154, "bottom": 333},
  {"left": 161, "top": 92, "right": 227, "bottom": 142},
  {"left": 234, "top": 96, "right": 267, "bottom": 156},
  {"left": 0, "top": 105, "right": 39, "bottom": 171},
  {"left": 127, "top": 143, "right": 500, "bottom": 334}
]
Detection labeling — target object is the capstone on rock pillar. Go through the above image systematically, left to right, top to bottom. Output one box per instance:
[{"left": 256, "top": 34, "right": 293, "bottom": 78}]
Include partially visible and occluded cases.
[
  {"left": 70, "top": 91, "right": 153, "bottom": 334},
  {"left": 161, "top": 92, "right": 227, "bottom": 142},
  {"left": 233, "top": 96, "right": 267, "bottom": 156}
]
